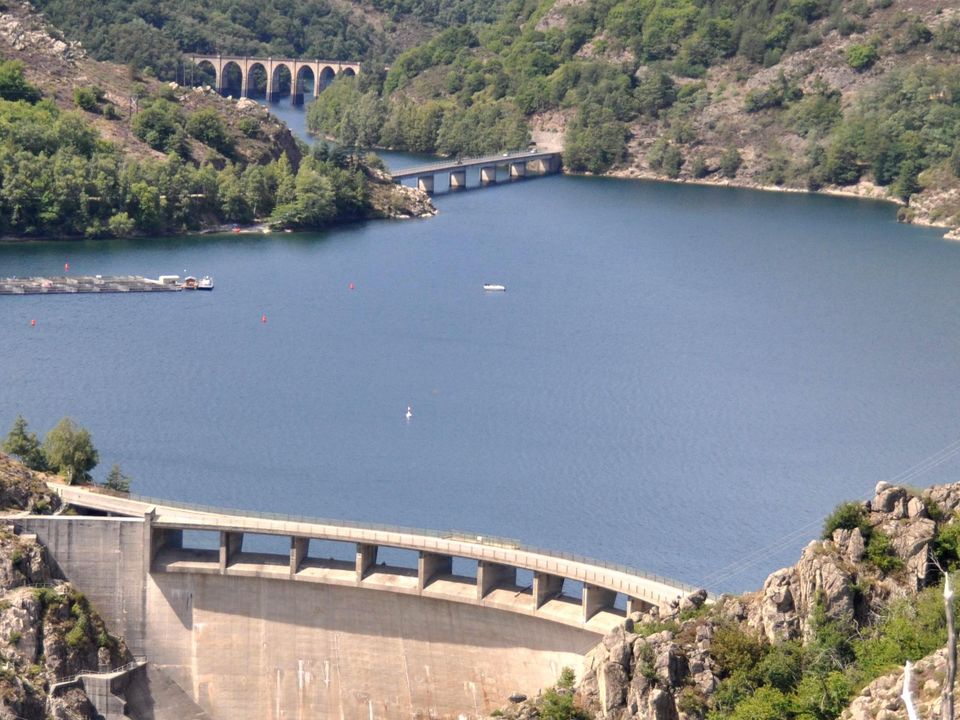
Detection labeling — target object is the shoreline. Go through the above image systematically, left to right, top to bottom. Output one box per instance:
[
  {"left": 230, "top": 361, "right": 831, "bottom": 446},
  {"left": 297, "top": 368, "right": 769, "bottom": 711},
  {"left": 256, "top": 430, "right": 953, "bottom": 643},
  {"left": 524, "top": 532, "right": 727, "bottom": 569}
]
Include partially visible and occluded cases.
[{"left": 603, "top": 166, "right": 960, "bottom": 239}]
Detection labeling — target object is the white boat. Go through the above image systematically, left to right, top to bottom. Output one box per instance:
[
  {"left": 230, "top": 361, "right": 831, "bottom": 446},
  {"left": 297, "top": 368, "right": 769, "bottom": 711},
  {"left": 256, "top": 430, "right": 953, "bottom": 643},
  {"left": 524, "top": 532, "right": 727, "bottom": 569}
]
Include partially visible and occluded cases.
[
  {"left": 197, "top": 276, "right": 214, "bottom": 291},
  {"left": 483, "top": 284, "right": 506, "bottom": 292}
]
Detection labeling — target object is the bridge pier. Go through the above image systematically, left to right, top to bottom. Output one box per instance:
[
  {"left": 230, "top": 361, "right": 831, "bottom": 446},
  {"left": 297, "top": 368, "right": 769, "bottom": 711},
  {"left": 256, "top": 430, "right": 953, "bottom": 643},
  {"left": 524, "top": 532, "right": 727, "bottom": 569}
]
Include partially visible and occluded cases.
[
  {"left": 509, "top": 162, "right": 526, "bottom": 179},
  {"left": 480, "top": 166, "right": 497, "bottom": 185},
  {"left": 449, "top": 170, "right": 466, "bottom": 190},
  {"left": 417, "top": 175, "right": 434, "bottom": 194},
  {"left": 219, "top": 531, "right": 243, "bottom": 572},
  {"left": 290, "top": 537, "right": 309, "bottom": 576},
  {"left": 356, "top": 543, "right": 378, "bottom": 580},
  {"left": 418, "top": 551, "right": 453, "bottom": 590},
  {"left": 477, "top": 561, "right": 515, "bottom": 600},
  {"left": 533, "top": 572, "right": 564, "bottom": 609},
  {"left": 582, "top": 583, "right": 617, "bottom": 623}
]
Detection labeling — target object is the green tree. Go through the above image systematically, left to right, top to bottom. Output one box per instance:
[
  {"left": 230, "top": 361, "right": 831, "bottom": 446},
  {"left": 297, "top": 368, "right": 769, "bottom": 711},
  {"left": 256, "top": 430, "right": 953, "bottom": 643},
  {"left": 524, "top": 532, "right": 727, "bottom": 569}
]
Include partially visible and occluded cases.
[
  {"left": 846, "top": 43, "right": 879, "bottom": 71},
  {"left": 0, "top": 60, "right": 40, "bottom": 103},
  {"left": 73, "top": 86, "right": 100, "bottom": 113},
  {"left": 132, "top": 98, "right": 184, "bottom": 153},
  {"left": 186, "top": 108, "right": 233, "bottom": 155},
  {"left": 720, "top": 146, "right": 743, "bottom": 178},
  {"left": 2, "top": 415, "right": 46, "bottom": 470},
  {"left": 42, "top": 417, "right": 99, "bottom": 484},
  {"left": 103, "top": 464, "right": 131, "bottom": 493}
]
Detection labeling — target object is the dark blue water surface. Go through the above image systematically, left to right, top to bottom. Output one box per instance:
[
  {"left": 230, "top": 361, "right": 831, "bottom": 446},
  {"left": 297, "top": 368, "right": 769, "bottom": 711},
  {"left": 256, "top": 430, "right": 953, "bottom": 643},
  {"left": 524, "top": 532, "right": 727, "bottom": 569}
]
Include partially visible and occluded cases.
[{"left": 2, "top": 101, "right": 959, "bottom": 593}]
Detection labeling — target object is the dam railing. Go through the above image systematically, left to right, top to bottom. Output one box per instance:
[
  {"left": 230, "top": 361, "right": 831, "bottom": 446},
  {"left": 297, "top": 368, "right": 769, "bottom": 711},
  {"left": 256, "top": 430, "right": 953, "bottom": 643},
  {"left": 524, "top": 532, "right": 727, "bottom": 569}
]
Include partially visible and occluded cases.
[{"left": 120, "top": 492, "right": 704, "bottom": 595}]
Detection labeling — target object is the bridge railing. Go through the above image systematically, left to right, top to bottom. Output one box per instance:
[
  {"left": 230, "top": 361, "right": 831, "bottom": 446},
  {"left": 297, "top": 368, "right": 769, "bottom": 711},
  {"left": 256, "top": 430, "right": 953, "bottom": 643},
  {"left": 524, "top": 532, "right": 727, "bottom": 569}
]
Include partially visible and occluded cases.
[
  {"left": 391, "top": 150, "right": 556, "bottom": 178},
  {"left": 107, "top": 491, "right": 705, "bottom": 596}
]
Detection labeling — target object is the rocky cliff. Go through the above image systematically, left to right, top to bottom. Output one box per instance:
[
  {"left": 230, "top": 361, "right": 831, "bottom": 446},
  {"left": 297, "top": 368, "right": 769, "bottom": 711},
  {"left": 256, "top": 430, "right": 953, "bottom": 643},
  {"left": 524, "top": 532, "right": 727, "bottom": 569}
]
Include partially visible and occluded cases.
[
  {"left": 0, "top": 454, "right": 129, "bottom": 720},
  {"left": 500, "top": 480, "right": 960, "bottom": 720}
]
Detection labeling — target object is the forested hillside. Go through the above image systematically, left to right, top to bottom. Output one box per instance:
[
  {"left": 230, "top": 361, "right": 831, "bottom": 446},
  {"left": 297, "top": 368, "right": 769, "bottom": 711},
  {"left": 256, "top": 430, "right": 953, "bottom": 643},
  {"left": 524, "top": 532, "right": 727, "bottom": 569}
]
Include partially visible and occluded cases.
[
  {"left": 0, "top": 0, "right": 431, "bottom": 239},
  {"left": 28, "top": 0, "right": 513, "bottom": 78},
  {"left": 307, "top": 0, "right": 960, "bottom": 233}
]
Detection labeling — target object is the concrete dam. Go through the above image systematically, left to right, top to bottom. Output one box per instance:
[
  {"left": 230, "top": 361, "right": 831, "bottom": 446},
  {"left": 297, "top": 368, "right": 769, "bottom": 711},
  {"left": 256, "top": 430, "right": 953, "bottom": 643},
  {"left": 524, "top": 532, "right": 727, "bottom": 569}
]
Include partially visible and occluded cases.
[{"left": 16, "top": 484, "right": 699, "bottom": 719}]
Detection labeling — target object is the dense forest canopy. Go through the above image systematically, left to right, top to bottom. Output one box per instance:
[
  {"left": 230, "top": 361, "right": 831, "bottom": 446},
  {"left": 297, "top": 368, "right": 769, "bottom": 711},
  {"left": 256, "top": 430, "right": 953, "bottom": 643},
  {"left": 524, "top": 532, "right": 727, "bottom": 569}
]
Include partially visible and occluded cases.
[
  {"left": 28, "top": 0, "right": 513, "bottom": 79},
  {"left": 305, "top": 0, "right": 960, "bottom": 225},
  {"left": 0, "top": 60, "right": 376, "bottom": 237}
]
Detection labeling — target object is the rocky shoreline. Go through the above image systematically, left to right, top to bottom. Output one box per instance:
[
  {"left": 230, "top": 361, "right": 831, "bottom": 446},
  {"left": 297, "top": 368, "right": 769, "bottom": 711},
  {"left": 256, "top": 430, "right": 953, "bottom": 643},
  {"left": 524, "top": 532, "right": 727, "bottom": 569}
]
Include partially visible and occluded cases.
[{"left": 497, "top": 479, "right": 960, "bottom": 720}]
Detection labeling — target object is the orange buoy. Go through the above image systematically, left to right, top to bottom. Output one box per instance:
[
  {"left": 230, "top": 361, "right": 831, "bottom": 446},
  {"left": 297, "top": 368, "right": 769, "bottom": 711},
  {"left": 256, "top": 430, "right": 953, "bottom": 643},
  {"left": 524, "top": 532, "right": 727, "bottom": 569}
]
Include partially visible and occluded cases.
[
  {"left": 261, "top": 314, "right": 267, "bottom": 323},
  {"left": 30, "top": 319, "right": 36, "bottom": 327}
]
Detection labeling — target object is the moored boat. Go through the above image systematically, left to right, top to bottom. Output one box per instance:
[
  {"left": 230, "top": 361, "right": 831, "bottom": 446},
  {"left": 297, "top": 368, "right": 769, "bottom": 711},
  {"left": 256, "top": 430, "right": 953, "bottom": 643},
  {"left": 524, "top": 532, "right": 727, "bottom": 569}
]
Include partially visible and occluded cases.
[
  {"left": 182, "top": 276, "right": 198, "bottom": 290},
  {"left": 198, "top": 276, "right": 214, "bottom": 291},
  {"left": 483, "top": 283, "right": 506, "bottom": 292}
]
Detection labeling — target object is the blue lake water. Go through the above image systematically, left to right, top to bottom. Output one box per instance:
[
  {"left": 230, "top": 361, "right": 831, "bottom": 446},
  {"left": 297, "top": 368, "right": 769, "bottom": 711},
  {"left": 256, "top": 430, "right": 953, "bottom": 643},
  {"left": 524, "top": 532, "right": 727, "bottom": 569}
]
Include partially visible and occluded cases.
[{"left": 1, "top": 99, "right": 959, "bottom": 593}]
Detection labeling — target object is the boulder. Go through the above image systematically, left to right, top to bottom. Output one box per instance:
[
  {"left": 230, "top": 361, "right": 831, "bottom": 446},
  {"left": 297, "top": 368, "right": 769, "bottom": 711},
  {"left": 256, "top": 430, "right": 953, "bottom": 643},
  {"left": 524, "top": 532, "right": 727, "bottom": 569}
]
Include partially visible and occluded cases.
[
  {"left": 749, "top": 567, "right": 800, "bottom": 642},
  {"left": 654, "top": 643, "right": 688, "bottom": 686},
  {"left": 598, "top": 662, "right": 628, "bottom": 714},
  {"left": 648, "top": 688, "right": 679, "bottom": 720}
]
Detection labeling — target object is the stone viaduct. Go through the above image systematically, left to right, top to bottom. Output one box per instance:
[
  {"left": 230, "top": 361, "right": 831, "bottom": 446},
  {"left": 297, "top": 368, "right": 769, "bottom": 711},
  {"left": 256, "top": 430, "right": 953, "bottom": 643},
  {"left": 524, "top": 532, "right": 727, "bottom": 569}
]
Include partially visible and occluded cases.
[
  {"left": 191, "top": 55, "right": 360, "bottom": 103},
  {"left": 14, "top": 484, "right": 700, "bottom": 719}
]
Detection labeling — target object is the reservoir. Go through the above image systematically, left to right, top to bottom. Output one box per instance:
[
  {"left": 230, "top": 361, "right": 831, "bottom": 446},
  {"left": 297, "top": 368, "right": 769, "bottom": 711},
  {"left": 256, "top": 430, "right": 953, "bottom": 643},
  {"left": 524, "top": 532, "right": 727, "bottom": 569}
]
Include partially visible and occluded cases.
[{"left": 1, "top": 101, "right": 958, "bottom": 594}]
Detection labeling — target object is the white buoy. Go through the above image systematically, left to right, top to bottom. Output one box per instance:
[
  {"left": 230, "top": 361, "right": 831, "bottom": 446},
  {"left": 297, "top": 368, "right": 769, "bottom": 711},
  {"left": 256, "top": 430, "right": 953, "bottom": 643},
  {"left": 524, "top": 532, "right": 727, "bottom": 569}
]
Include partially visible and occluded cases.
[{"left": 406, "top": 405, "right": 413, "bottom": 420}]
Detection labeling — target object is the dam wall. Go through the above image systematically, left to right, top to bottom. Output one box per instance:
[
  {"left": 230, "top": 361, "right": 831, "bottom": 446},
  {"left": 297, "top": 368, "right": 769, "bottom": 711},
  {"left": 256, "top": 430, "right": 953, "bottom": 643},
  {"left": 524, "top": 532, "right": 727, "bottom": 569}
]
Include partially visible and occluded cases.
[{"left": 18, "top": 515, "right": 601, "bottom": 719}]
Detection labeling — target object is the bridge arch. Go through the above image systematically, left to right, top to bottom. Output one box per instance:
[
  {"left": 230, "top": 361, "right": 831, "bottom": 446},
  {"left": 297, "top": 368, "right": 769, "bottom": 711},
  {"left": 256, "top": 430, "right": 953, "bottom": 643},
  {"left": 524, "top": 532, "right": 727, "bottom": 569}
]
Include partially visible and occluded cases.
[
  {"left": 193, "top": 59, "right": 217, "bottom": 89},
  {"left": 220, "top": 61, "right": 243, "bottom": 97},
  {"left": 246, "top": 62, "right": 267, "bottom": 98},
  {"left": 271, "top": 63, "right": 293, "bottom": 101},
  {"left": 293, "top": 65, "right": 315, "bottom": 105},
  {"left": 318, "top": 65, "right": 337, "bottom": 92},
  {"left": 341, "top": 67, "right": 357, "bottom": 78}
]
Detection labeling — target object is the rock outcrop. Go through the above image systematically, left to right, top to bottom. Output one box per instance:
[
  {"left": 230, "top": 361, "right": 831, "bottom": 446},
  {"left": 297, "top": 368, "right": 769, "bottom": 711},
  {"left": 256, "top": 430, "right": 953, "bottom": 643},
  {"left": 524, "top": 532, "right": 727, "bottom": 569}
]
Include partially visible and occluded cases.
[
  {"left": 0, "top": 455, "right": 129, "bottom": 720},
  {"left": 561, "top": 479, "right": 960, "bottom": 720}
]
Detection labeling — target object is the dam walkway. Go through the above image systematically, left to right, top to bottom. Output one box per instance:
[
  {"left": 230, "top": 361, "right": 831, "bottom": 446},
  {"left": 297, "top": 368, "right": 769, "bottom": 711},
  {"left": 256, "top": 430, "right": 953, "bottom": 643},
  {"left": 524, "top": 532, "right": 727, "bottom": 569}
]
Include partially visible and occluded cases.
[{"left": 51, "top": 484, "right": 702, "bottom": 635}]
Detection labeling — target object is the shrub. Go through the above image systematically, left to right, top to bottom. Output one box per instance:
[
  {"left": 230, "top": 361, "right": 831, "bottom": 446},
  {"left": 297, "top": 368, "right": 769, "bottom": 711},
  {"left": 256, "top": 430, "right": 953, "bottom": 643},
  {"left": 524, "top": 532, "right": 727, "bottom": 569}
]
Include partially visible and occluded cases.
[
  {"left": 846, "top": 43, "right": 879, "bottom": 71},
  {"left": 0, "top": 60, "right": 40, "bottom": 103},
  {"left": 73, "top": 86, "right": 99, "bottom": 113},
  {"left": 132, "top": 99, "right": 185, "bottom": 153},
  {"left": 186, "top": 108, "right": 233, "bottom": 155},
  {"left": 720, "top": 147, "right": 742, "bottom": 178},
  {"left": 691, "top": 153, "right": 709, "bottom": 178},
  {"left": 822, "top": 501, "right": 869, "bottom": 539},
  {"left": 935, "top": 519, "right": 960, "bottom": 570},
  {"left": 865, "top": 529, "right": 903, "bottom": 573},
  {"left": 711, "top": 623, "right": 767, "bottom": 678},
  {"left": 557, "top": 667, "right": 576, "bottom": 689}
]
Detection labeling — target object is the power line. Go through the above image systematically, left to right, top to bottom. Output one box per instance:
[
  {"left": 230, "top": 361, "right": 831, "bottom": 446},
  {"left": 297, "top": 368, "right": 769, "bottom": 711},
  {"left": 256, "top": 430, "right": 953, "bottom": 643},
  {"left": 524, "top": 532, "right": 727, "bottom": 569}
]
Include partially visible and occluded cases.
[{"left": 699, "top": 433, "right": 960, "bottom": 590}]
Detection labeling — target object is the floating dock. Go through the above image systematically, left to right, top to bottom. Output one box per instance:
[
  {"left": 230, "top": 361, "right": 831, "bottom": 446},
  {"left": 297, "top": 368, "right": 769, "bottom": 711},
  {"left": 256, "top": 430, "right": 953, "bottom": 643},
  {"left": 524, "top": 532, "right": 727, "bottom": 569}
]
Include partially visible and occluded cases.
[{"left": 0, "top": 276, "right": 182, "bottom": 295}]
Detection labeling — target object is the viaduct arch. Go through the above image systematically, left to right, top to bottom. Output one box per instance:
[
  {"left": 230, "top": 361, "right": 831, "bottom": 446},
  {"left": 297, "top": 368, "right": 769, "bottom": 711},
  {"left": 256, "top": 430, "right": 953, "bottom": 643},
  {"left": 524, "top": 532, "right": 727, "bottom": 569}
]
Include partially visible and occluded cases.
[
  {"left": 192, "top": 54, "right": 359, "bottom": 104},
  {"left": 14, "top": 484, "right": 702, "bottom": 719}
]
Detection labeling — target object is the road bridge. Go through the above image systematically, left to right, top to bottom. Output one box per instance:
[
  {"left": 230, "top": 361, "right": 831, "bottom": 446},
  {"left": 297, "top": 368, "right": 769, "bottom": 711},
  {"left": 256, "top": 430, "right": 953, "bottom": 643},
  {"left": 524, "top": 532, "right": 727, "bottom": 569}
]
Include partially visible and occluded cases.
[
  {"left": 191, "top": 54, "right": 360, "bottom": 103},
  {"left": 392, "top": 150, "right": 563, "bottom": 193},
  {"left": 13, "top": 483, "right": 703, "bottom": 719}
]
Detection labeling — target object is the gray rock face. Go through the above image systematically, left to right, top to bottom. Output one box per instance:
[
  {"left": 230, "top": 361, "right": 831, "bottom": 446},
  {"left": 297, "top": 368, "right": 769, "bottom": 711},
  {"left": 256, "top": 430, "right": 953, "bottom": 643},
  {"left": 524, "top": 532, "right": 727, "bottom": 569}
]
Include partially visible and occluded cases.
[
  {"left": 568, "top": 480, "right": 960, "bottom": 720},
  {"left": 648, "top": 688, "right": 679, "bottom": 720}
]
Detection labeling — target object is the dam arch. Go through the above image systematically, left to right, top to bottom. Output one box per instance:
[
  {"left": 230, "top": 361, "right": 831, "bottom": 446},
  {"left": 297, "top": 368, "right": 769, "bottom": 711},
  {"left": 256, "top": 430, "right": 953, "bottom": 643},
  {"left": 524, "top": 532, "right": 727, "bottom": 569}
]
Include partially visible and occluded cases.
[{"left": 14, "top": 484, "right": 703, "bottom": 719}]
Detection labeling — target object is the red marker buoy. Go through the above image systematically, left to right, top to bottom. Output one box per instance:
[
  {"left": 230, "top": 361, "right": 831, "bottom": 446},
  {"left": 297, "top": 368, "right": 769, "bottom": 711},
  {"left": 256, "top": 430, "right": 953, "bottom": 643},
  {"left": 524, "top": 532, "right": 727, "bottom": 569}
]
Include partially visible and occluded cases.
[
  {"left": 64, "top": 262, "right": 70, "bottom": 272},
  {"left": 349, "top": 282, "right": 355, "bottom": 290},
  {"left": 261, "top": 314, "right": 267, "bottom": 324},
  {"left": 30, "top": 319, "right": 36, "bottom": 327}
]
